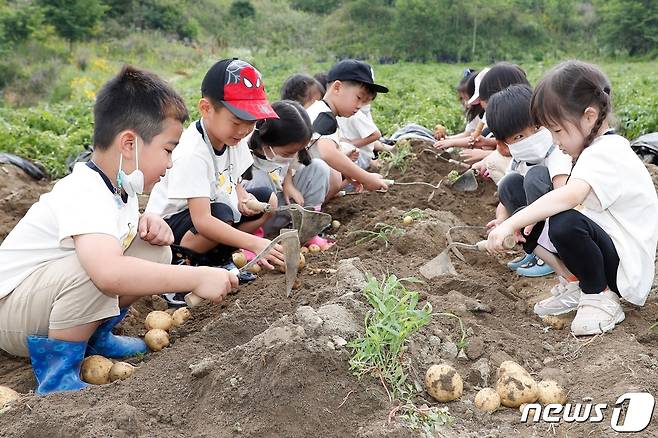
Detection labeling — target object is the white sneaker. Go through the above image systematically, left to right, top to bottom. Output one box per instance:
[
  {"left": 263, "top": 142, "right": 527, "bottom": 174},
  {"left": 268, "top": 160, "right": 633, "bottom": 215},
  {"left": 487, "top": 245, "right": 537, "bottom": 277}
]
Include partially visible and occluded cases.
[
  {"left": 534, "top": 279, "right": 582, "bottom": 317},
  {"left": 571, "top": 290, "right": 625, "bottom": 336}
]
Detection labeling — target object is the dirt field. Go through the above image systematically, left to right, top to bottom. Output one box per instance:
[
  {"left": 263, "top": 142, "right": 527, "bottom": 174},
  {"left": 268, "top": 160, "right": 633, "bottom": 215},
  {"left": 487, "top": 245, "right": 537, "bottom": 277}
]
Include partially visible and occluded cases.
[{"left": 1, "top": 146, "right": 658, "bottom": 438}]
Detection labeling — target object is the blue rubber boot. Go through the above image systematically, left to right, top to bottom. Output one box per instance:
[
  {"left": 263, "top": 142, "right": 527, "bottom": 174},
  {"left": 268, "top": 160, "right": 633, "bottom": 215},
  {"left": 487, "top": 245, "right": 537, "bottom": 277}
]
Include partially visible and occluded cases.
[
  {"left": 506, "top": 252, "right": 536, "bottom": 271},
  {"left": 87, "top": 308, "right": 147, "bottom": 358},
  {"left": 26, "top": 336, "right": 88, "bottom": 395}
]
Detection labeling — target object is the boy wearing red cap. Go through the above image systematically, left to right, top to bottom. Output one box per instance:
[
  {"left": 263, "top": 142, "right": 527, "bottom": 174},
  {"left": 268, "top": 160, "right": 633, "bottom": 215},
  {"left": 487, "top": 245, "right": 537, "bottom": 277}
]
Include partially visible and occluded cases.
[{"left": 147, "top": 59, "right": 285, "bottom": 282}]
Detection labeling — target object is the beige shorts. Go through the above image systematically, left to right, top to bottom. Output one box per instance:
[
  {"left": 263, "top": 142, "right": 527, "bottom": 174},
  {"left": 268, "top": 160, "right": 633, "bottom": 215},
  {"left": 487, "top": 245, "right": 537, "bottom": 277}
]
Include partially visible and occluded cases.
[{"left": 0, "top": 237, "right": 171, "bottom": 357}]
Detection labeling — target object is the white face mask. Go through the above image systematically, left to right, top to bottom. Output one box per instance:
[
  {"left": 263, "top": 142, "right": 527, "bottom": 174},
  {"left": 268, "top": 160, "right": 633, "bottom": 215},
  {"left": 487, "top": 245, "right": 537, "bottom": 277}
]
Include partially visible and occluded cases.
[
  {"left": 506, "top": 127, "right": 553, "bottom": 164},
  {"left": 117, "top": 137, "right": 144, "bottom": 197},
  {"left": 266, "top": 146, "right": 296, "bottom": 166}
]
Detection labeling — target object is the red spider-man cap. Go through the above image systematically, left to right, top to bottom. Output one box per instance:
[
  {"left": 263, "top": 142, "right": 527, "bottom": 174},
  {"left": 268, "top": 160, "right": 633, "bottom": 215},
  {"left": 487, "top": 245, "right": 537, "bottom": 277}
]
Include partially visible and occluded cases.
[{"left": 201, "top": 58, "right": 278, "bottom": 121}]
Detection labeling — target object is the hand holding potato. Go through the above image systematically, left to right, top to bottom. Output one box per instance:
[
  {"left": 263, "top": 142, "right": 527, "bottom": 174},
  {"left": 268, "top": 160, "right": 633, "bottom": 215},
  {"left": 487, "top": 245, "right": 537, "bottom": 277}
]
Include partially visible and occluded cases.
[{"left": 191, "top": 266, "right": 239, "bottom": 303}]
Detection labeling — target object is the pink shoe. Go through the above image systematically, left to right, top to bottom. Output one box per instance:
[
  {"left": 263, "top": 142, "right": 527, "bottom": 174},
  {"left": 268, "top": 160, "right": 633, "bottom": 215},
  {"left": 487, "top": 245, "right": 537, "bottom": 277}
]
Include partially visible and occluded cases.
[
  {"left": 240, "top": 227, "right": 264, "bottom": 261},
  {"left": 306, "top": 235, "right": 335, "bottom": 251},
  {"left": 241, "top": 248, "right": 257, "bottom": 262}
]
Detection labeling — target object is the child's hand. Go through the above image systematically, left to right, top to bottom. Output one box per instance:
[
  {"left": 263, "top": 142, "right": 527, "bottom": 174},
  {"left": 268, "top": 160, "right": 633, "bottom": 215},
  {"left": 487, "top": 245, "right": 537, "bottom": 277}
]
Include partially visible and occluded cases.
[
  {"left": 433, "top": 139, "right": 451, "bottom": 149},
  {"left": 348, "top": 148, "right": 360, "bottom": 161},
  {"left": 460, "top": 148, "right": 490, "bottom": 163},
  {"left": 471, "top": 160, "right": 487, "bottom": 175},
  {"left": 361, "top": 172, "right": 388, "bottom": 191},
  {"left": 283, "top": 184, "right": 304, "bottom": 206},
  {"left": 238, "top": 194, "right": 261, "bottom": 216},
  {"left": 138, "top": 213, "right": 174, "bottom": 246},
  {"left": 486, "top": 217, "right": 503, "bottom": 231},
  {"left": 486, "top": 222, "right": 517, "bottom": 253},
  {"left": 250, "top": 238, "right": 285, "bottom": 270},
  {"left": 191, "top": 266, "right": 239, "bottom": 303}
]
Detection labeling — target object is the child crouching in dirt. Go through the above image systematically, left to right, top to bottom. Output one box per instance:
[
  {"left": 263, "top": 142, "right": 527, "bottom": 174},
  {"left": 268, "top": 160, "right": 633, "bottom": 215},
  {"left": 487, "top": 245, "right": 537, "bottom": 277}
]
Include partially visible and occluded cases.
[
  {"left": 146, "top": 59, "right": 286, "bottom": 302},
  {"left": 305, "top": 59, "right": 390, "bottom": 199},
  {"left": 487, "top": 60, "right": 658, "bottom": 336},
  {"left": 0, "top": 67, "right": 238, "bottom": 395},
  {"left": 486, "top": 84, "right": 572, "bottom": 281},
  {"left": 244, "top": 100, "right": 332, "bottom": 245}
]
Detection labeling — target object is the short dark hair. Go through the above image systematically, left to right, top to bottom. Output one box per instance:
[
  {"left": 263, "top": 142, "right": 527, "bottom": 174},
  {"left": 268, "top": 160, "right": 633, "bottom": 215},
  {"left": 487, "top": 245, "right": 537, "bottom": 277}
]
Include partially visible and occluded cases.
[
  {"left": 531, "top": 60, "right": 612, "bottom": 149},
  {"left": 479, "top": 62, "right": 530, "bottom": 102},
  {"left": 93, "top": 65, "right": 188, "bottom": 150},
  {"left": 464, "top": 70, "right": 483, "bottom": 122},
  {"left": 314, "top": 72, "right": 328, "bottom": 90},
  {"left": 280, "top": 74, "right": 325, "bottom": 105},
  {"left": 486, "top": 84, "right": 534, "bottom": 141},
  {"left": 248, "top": 100, "right": 313, "bottom": 165}
]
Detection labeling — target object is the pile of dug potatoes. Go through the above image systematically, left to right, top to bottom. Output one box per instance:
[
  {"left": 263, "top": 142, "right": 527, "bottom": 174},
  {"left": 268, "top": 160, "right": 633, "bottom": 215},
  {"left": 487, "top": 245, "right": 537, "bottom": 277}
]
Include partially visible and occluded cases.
[{"left": 425, "top": 361, "right": 567, "bottom": 413}]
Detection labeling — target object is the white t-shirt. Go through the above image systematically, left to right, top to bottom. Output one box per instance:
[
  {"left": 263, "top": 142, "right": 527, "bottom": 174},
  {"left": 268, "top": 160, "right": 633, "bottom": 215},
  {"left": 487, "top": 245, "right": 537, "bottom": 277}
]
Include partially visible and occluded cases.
[
  {"left": 305, "top": 100, "right": 340, "bottom": 160},
  {"left": 337, "top": 106, "right": 379, "bottom": 159},
  {"left": 465, "top": 115, "right": 482, "bottom": 133},
  {"left": 146, "top": 121, "right": 254, "bottom": 222},
  {"left": 569, "top": 134, "right": 658, "bottom": 305},
  {"left": 250, "top": 154, "right": 289, "bottom": 193},
  {"left": 0, "top": 162, "right": 140, "bottom": 298}
]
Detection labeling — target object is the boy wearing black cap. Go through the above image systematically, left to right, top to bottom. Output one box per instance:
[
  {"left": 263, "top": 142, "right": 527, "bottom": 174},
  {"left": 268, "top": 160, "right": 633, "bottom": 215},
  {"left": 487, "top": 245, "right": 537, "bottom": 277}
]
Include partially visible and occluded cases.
[
  {"left": 147, "top": 58, "right": 285, "bottom": 277},
  {"left": 306, "top": 59, "right": 389, "bottom": 198}
]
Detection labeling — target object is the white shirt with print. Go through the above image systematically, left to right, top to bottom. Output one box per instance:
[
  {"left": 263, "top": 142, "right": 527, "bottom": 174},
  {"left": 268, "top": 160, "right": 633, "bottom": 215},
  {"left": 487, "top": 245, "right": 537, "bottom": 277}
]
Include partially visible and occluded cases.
[
  {"left": 146, "top": 121, "right": 254, "bottom": 222},
  {"left": 0, "top": 162, "right": 139, "bottom": 298}
]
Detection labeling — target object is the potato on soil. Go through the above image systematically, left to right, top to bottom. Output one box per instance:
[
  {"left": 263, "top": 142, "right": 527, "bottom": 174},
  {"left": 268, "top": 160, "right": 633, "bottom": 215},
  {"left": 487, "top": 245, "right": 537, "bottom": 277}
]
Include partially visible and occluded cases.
[
  {"left": 402, "top": 215, "right": 413, "bottom": 225},
  {"left": 331, "top": 220, "right": 341, "bottom": 230},
  {"left": 308, "top": 244, "right": 321, "bottom": 254},
  {"left": 232, "top": 252, "right": 248, "bottom": 268},
  {"left": 278, "top": 253, "right": 306, "bottom": 273},
  {"left": 247, "top": 263, "right": 262, "bottom": 274},
  {"left": 172, "top": 307, "right": 192, "bottom": 327},
  {"left": 144, "top": 310, "right": 173, "bottom": 331},
  {"left": 145, "top": 329, "right": 170, "bottom": 352},
  {"left": 81, "top": 355, "right": 113, "bottom": 385},
  {"left": 495, "top": 361, "right": 538, "bottom": 408},
  {"left": 108, "top": 362, "right": 134, "bottom": 382},
  {"left": 425, "top": 364, "right": 463, "bottom": 402},
  {"left": 537, "top": 380, "right": 567, "bottom": 405},
  {"left": 0, "top": 386, "right": 20, "bottom": 407},
  {"left": 474, "top": 388, "right": 500, "bottom": 412}
]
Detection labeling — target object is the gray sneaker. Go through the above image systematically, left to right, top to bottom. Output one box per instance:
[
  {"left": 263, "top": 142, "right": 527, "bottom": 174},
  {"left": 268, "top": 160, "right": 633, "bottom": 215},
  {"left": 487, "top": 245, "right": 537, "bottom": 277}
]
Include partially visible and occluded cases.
[{"left": 534, "top": 281, "right": 582, "bottom": 317}]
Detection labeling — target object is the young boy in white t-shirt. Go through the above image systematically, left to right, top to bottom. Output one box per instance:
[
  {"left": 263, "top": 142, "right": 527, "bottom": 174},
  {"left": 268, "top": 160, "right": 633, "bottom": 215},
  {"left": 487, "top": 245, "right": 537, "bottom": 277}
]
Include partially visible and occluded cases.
[
  {"left": 146, "top": 59, "right": 285, "bottom": 283},
  {"left": 305, "top": 60, "right": 389, "bottom": 198},
  {"left": 0, "top": 66, "right": 238, "bottom": 395},
  {"left": 486, "top": 84, "right": 573, "bottom": 280},
  {"left": 338, "top": 104, "right": 384, "bottom": 170}
]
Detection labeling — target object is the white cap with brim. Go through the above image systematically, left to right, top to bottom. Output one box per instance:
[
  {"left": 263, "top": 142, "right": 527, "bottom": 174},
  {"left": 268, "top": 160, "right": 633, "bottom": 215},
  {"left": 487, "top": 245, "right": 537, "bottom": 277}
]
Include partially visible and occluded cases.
[{"left": 467, "top": 67, "right": 491, "bottom": 105}]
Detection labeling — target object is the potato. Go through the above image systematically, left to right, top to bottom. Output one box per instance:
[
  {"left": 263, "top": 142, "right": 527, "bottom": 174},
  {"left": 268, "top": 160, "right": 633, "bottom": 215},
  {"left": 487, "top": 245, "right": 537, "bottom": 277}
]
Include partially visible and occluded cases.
[
  {"left": 434, "top": 124, "right": 447, "bottom": 138},
  {"left": 403, "top": 215, "right": 413, "bottom": 225},
  {"left": 331, "top": 220, "right": 341, "bottom": 230},
  {"left": 308, "top": 244, "right": 321, "bottom": 254},
  {"left": 300, "top": 246, "right": 309, "bottom": 254},
  {"left": 232, "top": 251, "right": 248, "bottom": 269},
  {"left": 278, "top": 253, "right": 306, "bottom": 273},
  {"left": 247, "top": 263, "right": 261, "bottom": 274},
  {"left": 172, "top": 307, "right": 192, "bottom": 327},
  {"left": 145, "top": 310, "right": 173, "bottom": 331},
  {"left": 541, "top": 315, "right": 569, "bottom": 330},
  {"left": 145, "top": 329, "right": 170, "bottom": 352},
  {"left": 81, "top": 355, "right": 113, "bottom": 385},
  {"left": 495, "top": 361, "right": 538, "bottom": 408},
  {"left": 108, "top": 362, "right": 134, "bottom": 382},
  {"left": 425, "top": 364, "right": 463, "bottom": 402},
  {"left": 537, "top": 380, "right": 567, "bottom": 405},
  {"left": 0, "top": 386, "right": 20, "bottom": 407},
  {"left": 474, "top": 388, "right": 500, "bottom": 412}
]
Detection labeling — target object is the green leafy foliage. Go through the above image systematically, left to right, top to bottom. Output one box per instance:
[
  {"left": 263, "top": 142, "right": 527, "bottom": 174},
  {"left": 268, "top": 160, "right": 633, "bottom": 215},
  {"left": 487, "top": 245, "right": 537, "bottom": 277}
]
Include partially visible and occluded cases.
[
  {"left": 39, "top": 0, "right": 107, "bottom": 44},
  {"left": 230, "top": 0, "right": 256, "bottom": 19},
  {"left": 348, "top": 223, "right": 404, "bottom": 247},
  {"left": 348, "top": 275, "right": 432, "bottom": 398}
]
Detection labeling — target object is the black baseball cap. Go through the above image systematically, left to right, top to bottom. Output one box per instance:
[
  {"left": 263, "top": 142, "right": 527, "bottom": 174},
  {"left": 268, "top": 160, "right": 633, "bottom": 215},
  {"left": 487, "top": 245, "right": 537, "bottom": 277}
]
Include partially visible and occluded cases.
[
  {"left": 201, "top": 58, "right": 277, "bottom": 121},
  {"left": 327, "top": 60, "right": 389, "bottom": 93}
]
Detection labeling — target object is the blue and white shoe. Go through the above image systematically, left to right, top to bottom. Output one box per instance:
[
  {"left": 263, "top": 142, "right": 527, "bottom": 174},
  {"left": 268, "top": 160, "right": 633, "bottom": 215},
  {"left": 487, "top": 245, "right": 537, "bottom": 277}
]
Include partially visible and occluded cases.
[
  {"left": 507, "top": 253, "right": 536, "bottom": 271},
  {"left": 516, "top": 257, "right": 555, "bottom": 278}
]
